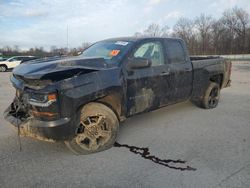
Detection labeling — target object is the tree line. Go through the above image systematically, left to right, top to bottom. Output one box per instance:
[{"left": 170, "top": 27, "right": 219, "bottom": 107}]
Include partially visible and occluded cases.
[
  {"left": 1, "top": 7, "right": 249, "bottom": 57},
  {"left": 135, "top": 7, "right": 250, "bottom": 55},
  {"left": 0, "top": 43, "right": 91, "bottom": 58}
]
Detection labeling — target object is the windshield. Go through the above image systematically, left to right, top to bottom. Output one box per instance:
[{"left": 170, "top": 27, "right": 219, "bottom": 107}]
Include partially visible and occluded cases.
[{"left": 81, "top": 40, "right": 133, "bottom": 64}]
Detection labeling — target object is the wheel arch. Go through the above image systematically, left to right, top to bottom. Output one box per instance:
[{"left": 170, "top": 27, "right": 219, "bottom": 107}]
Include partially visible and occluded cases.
[
  {"left": 210, "top": 74, "right": 223, "bottom": 88},
  {"left": 74, "top": 92, "right": 124, "bottom": 123},
  {"left": 96, "top": 93, "right": 123, "bottom": 122}
]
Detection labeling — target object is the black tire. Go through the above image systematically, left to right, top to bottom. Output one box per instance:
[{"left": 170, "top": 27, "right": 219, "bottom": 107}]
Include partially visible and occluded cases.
[
  {"left": 0, "top": 65, "right": 7, "bottom": 72},
  {"left": 197, "top": 82, "right": 221, "bottom": 109},
  {"left": 65, "top": 102, "right": 119, "bottom": 155}
]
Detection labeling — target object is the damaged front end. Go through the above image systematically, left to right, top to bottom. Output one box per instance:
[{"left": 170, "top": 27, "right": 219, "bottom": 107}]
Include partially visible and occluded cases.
[
  {"left": 3, "top": 56, "right": 116, "bottom": 143},
  {"left": 4, "top": 71, "right": 78, "bottom": 142},
  {"left": 4, "top": 87, "right": 74, "bottom": 142},
  {"left": 4, "top": 103, "right": 54, "bottom": 142}
]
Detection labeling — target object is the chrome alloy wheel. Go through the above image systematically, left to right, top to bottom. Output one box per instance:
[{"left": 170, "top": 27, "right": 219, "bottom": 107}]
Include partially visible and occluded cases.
[{"left": 75, "top": 115, "right": 112, "bottom": 151}]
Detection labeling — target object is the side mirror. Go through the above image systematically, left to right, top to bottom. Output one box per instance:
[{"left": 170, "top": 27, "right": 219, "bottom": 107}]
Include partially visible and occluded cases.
[{"left": 128, "top": 57, "right": 152, "bottom": 69}]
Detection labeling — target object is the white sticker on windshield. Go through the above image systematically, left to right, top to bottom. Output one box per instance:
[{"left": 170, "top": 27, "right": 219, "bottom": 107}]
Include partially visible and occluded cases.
[{"left": 115, "top": 41, "right": 129, "bottom": 46}]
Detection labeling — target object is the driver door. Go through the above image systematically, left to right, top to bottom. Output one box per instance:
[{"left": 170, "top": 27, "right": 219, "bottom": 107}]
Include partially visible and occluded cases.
[{"left": 126, "top": 40, "right": 169, "bottom": 116}]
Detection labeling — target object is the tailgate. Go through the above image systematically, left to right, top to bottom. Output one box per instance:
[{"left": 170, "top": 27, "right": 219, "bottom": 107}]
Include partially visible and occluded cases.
[{"left": 222, "top": 60, "right": 232, "bottom": 88}]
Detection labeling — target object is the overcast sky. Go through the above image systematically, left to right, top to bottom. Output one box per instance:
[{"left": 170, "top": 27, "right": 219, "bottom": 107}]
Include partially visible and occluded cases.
[{"left": 0, "top": 0, "right": 250, "bottom": 50}]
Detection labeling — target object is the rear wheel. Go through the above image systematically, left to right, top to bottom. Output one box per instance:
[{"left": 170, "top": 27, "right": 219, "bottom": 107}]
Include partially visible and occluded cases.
[
  {"left": 0, "top": 65, "right": 7, "bottom": 72},
  {"left": 193, "top": 82, "right": 220, "bottom": 109},
  {"left": 65, "top": 102, "right": 119, "bottom": 155}
]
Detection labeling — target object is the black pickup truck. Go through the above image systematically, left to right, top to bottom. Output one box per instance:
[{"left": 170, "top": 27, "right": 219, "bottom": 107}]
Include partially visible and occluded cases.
[{"left": 4, "top": 37, "right": 231, "bottom": 154}]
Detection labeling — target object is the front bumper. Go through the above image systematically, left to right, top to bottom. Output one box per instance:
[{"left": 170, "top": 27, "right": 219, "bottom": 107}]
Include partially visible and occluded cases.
[{"left": 4, "top": 104, "right": 76, "bottom": 142}]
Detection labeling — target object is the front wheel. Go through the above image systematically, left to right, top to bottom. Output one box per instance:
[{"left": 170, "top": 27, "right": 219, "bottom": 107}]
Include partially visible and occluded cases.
[
  {"left": 0, "top": 65, "right": 7, "bottom": 72},
  {"left": 65, "top": 102, "right": 119, "bottom": 155}
]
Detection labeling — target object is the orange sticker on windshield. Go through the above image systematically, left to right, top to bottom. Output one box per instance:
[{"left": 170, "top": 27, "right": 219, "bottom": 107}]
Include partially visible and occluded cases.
[{"left": 109, "top": 50, "right": 120, "bottom": 57}]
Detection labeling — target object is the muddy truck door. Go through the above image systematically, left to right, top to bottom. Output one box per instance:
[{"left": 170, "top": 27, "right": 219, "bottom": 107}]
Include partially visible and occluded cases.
[
  {"left": 125, "top": 39, "right": 170, "bottom": 115},
  {"left": 163, "top": 39, "right": 193, "bottom": 103}
]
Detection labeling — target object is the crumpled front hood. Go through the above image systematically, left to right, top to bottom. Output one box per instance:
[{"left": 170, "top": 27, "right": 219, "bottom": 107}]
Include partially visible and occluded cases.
[{"left": 13, "top": 56, "right": 109, "bottom": 81}]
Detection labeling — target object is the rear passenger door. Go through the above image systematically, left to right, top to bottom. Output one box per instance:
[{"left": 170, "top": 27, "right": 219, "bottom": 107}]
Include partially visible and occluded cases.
[{"left": 164, "top": 39, "right": 193, "bottom": 102}]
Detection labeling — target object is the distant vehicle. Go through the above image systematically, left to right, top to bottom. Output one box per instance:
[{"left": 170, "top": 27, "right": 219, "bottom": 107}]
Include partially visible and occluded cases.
[{"left": 0, "top": 56, "right": 37, "bottom": 72}]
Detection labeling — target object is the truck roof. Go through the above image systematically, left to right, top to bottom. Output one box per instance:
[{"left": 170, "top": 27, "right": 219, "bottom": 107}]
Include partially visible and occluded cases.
[{"left": 103, "top": 37, "right": 183, "bottom": 43}]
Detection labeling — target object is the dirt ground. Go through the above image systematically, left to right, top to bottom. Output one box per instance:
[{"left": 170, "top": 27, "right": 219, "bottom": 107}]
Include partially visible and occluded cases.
[{"left": 0, "top": 61, "right": 250, "bottom": 188}]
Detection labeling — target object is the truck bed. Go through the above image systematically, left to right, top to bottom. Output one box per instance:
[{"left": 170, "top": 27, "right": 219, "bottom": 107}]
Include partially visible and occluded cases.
[
  {"left": 190, "top": 56, "right": 231, "bottom": 99},
  {"left": 190, "top": 56, "right": 220, "bottom": 61},
  {"left": 191, "top": 56, "right": 225, "bottom": 69}
]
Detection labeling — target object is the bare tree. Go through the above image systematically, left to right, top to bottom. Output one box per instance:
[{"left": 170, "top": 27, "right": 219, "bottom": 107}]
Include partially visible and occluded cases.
[
  {"left": 233, "top": 7, "right": 249, "bottom": 53},
  {"left": 222, "top": 9, "right": 237, "bottom": 53},
  {"left": 195, "top": 14, "right": 214, "bottom": 54},
  {"left": 173, "top": 18, "right": 197, "bottom": 54},
  {"left": 211, "top": 20, "right": 225, "bottom": 54},
  {"left": 134, "top": 23, "right": 170, "bottom": 37},
  {"left": 144, "top": 23, "right": 161, "bottom": 37},
  {"left": 160, "top": 25, "right": 170, "bottom": 37},
  {"left": 246, "top": 28, "right": 250, "bottom": 53},
  {"left": 134, "top": 32, "right": 143, "bottom": 37},
  {"left": 82, "top": 42, "right": 91, "bottom": 50},
  {"left": 13, "top": 45, "right": 19, "bottom": 53},
  {"left": 50, "top": 45, "right": 57, "bottom": 56}
]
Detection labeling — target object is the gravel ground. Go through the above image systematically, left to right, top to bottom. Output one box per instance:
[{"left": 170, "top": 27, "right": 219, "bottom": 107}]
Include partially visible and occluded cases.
[{"left": 0, "top": 62, "right": 250, "bottom": 188}]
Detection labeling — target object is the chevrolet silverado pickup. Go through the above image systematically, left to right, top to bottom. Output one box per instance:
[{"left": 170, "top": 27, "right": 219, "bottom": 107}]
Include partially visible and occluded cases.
[{"left": 4, "top": 37, "right": 231, "bottom": 154}]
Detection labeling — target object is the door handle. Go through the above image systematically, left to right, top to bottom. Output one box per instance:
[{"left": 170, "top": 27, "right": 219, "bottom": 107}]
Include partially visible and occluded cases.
[{"left": 160, "top": 71, "right": 170, "bottom": 76}]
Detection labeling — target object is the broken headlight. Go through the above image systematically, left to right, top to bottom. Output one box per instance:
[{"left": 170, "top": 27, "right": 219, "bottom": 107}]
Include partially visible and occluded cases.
[{"left": 28, "top": 93, "right": 57, "bottom": 107}]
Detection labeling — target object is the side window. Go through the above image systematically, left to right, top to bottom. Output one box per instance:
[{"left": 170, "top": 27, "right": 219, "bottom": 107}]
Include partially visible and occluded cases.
[
  {"left": 165, "top": 40, "right": 186, "bottom": 64},
  {"left": 133, "top": 41, "right": 164, "bottom": 66},
  {"left": 16, "top": 57, "right": 24, "bottom": 61},
  {"left": 22, "top": 57, "right": 29, "bottom": 61},
  {"left": 9, "top": 58, "right": 17, "bottom": 62}
]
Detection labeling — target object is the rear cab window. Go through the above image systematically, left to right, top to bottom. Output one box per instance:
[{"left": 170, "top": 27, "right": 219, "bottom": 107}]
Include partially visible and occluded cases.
[{"left": 164, "top": 40, "right": 186, "bottom": 64}]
